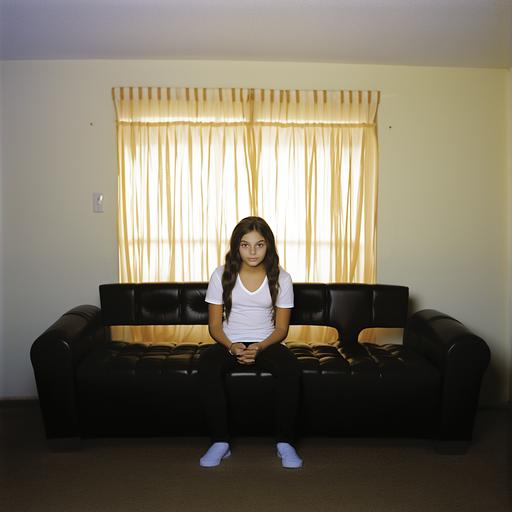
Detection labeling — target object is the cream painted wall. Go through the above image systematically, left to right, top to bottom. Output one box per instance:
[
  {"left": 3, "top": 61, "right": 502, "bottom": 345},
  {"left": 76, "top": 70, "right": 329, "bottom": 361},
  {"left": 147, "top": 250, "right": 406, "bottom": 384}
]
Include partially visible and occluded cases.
[{"left": 0, "top": 60, "right": 509, "bottom": 405}]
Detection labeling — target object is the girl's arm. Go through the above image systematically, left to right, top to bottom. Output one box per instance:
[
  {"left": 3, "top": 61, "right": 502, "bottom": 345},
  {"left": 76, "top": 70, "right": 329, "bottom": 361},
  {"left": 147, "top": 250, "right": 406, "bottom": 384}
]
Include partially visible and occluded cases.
[
  {"left": 207, "top": 303, "right": 245, "bottom": 356},
  {"left": 258, "top": 307, "right": 291, "bottom": 350}
]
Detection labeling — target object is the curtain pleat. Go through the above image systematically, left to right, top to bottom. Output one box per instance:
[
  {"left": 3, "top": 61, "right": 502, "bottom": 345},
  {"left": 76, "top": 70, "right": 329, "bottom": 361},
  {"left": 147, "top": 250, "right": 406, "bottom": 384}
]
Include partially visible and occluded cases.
[{"left": 112, "top": 87, "right": 380, "bottom": 344}]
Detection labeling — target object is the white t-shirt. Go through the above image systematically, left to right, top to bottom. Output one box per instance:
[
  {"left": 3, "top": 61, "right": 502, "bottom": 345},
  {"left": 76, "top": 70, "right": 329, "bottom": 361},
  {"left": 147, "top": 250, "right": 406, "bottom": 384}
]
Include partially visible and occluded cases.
[{"left": 205, "top": 265, "right": 294, "bottom": 343}]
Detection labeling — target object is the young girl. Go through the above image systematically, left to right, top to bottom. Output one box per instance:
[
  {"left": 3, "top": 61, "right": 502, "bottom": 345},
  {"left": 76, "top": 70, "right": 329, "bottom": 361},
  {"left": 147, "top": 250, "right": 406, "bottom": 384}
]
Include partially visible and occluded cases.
[{"left": 198, "top": 216, "right": 303, "bottom": 469}]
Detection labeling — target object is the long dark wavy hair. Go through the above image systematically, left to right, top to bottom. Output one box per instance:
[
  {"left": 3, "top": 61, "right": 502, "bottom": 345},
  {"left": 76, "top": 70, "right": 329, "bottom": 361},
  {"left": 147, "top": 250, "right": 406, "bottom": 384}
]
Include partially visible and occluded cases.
[{"left": 222, "top": 216, "right": 280, "bottom": 323}]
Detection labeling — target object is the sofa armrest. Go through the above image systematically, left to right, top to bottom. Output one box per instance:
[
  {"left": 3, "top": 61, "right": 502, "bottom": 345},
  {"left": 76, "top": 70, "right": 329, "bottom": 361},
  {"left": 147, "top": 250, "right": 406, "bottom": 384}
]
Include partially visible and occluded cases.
[
  {"left": 30, "top": 305, "right": 106, "bottom": 439},
  {"left": 403, "top": 309, "right": 491, "bottom": 442}
]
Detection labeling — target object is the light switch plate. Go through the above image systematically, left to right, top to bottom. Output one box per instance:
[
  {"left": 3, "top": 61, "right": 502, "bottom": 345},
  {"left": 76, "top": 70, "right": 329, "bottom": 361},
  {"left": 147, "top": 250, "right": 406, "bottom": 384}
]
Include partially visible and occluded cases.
[{"left": 93, "top": 192, "right": 104, "bottom": 213}]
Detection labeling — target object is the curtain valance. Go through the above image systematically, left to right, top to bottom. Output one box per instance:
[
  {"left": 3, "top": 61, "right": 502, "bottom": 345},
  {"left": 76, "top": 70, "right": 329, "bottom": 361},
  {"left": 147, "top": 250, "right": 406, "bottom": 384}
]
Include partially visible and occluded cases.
[{"left": 112, "top": 87, "right": 380, "bottom": 126}]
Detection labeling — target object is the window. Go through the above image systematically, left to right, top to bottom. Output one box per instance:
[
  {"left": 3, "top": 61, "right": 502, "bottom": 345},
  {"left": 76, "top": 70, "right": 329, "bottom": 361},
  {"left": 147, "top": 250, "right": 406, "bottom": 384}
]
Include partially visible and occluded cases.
[{"left": 112, "top": 87, "right": 380, "bottom": 343}]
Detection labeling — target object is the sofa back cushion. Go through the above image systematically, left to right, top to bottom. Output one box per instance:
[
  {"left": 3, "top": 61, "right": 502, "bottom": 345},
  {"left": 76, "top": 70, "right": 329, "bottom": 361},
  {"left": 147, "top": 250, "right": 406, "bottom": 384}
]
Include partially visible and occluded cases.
[
  {"left": 99, "top": 282, "right": 408, "bottom": 346},
  {"left": 100, "top": 283, "right": 209, "bottom": 325},
  {"left": 327, "top": 284, "right": 408, "bottom": 346}
]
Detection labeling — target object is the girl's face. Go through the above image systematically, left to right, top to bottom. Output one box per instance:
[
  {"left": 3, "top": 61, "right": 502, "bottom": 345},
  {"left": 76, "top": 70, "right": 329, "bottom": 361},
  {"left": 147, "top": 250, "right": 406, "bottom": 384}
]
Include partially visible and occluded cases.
[{"left": 239, "top": 230, "right": 267, "bottom": 268}]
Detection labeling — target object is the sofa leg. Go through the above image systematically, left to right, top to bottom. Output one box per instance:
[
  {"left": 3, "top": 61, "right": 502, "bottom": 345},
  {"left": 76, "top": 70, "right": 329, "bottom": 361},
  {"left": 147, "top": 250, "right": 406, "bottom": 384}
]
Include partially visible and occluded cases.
[
  {"left": 48, "top": 437, "right": 82, "bottom": 452},
  {"left": 434, "top": 440, "right": 470, "bottom": 454}
]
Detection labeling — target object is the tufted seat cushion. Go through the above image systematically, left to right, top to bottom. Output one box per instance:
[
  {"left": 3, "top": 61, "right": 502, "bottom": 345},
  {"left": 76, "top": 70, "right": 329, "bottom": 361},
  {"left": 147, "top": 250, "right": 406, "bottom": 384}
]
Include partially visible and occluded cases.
[{"left": 75, "top": 340, "right": 441, "bottom": 438}]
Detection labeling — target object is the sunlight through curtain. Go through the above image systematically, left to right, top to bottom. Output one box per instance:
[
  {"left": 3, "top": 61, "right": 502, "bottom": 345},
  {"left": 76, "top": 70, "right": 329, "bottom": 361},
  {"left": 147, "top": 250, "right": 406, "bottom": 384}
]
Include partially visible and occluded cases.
[{"left": 112, "top": 87, "right": 380, "bottom": 343}]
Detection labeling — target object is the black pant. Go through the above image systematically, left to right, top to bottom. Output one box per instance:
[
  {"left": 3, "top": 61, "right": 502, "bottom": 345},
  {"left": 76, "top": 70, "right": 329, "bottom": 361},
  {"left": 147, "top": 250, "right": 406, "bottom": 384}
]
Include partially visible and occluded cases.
[{"left": 198, "top": 343, "right": 300, "bottom": 443}]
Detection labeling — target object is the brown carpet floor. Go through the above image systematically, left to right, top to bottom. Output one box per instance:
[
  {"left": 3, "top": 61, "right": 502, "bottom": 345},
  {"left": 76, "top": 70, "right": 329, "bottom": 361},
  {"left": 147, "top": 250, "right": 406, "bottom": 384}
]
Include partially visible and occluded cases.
[{"left": 1, "top": 401, "right": 510, "bottom": 512}]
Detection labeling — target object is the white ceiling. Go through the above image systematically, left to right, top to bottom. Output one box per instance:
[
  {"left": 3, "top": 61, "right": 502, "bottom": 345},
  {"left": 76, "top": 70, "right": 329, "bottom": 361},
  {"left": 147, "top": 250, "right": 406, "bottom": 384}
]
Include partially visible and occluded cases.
[{"left": 0, "top": 0, "right": 511, "bottom": 68}]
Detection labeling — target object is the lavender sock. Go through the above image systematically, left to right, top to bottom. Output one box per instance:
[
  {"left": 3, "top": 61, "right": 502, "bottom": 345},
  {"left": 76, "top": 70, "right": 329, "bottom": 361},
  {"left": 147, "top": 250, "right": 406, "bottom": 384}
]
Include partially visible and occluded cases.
[{"left": 199, "top": 442, "right": 231, "bottom": 467}]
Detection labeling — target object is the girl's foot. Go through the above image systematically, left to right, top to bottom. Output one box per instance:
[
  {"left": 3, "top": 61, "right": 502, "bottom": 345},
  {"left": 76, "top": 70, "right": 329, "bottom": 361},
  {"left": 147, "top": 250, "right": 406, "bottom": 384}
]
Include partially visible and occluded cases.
[
  {"left": 199, "top": 442, "right": 231, "bottom": 467},
  {"left": 276, "top": 442, "right": 303, "bottom": 468}
]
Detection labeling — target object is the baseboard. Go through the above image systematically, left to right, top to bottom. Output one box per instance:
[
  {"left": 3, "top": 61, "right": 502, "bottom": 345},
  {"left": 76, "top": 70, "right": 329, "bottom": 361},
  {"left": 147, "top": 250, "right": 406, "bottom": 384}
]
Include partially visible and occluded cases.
[
  {"left": 0, "top": 397, "right": 39, "bottom": 408},
  {"left": 478, "top": 402, "right": 511, "bottom": 411},
  {"left": 48, "top": 437, "right": 82, "bottom": 452},
  {"left": 434, "top": 440, "right": 470, "bottom": 455}
]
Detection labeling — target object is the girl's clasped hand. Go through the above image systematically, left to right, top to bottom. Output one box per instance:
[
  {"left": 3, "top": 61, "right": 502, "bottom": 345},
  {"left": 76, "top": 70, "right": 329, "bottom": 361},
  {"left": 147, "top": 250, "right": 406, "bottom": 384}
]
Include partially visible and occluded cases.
[{"left": 230, "top": 342, "right": 261, "bottom": 364}]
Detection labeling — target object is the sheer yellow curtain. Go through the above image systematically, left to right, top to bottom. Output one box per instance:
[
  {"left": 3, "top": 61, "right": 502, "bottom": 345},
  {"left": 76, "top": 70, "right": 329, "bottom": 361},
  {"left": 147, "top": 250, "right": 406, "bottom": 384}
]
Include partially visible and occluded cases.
[
  {"left": 112, "top": 87, "right": 380, "bottom": 344},
  {"left": 250, "top": 89, "right": 379, "bottom": 283}
]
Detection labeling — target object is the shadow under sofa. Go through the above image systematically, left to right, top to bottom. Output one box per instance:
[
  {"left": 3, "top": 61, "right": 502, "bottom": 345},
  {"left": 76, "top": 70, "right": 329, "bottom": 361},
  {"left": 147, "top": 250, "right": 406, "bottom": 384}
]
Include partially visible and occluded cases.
[{"left": 30, "top": 282, "right": 490, "bottom": 453}]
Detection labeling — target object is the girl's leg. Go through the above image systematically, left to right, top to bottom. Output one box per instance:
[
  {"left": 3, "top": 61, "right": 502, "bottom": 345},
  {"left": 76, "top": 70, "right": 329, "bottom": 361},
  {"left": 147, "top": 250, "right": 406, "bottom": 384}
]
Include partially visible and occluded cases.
[
  {"left": 197, "top": 343, "right": 237, "bottom": 442},
  {"left": 255, "top": 343, "right": 301, "bottom": 443}
]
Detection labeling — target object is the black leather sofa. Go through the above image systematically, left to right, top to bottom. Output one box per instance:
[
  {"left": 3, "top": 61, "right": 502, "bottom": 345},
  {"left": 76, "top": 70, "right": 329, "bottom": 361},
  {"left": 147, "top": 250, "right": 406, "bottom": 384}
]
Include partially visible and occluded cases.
[{"left": 30, "top": 282, "right": 490, "bottom": 452}]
